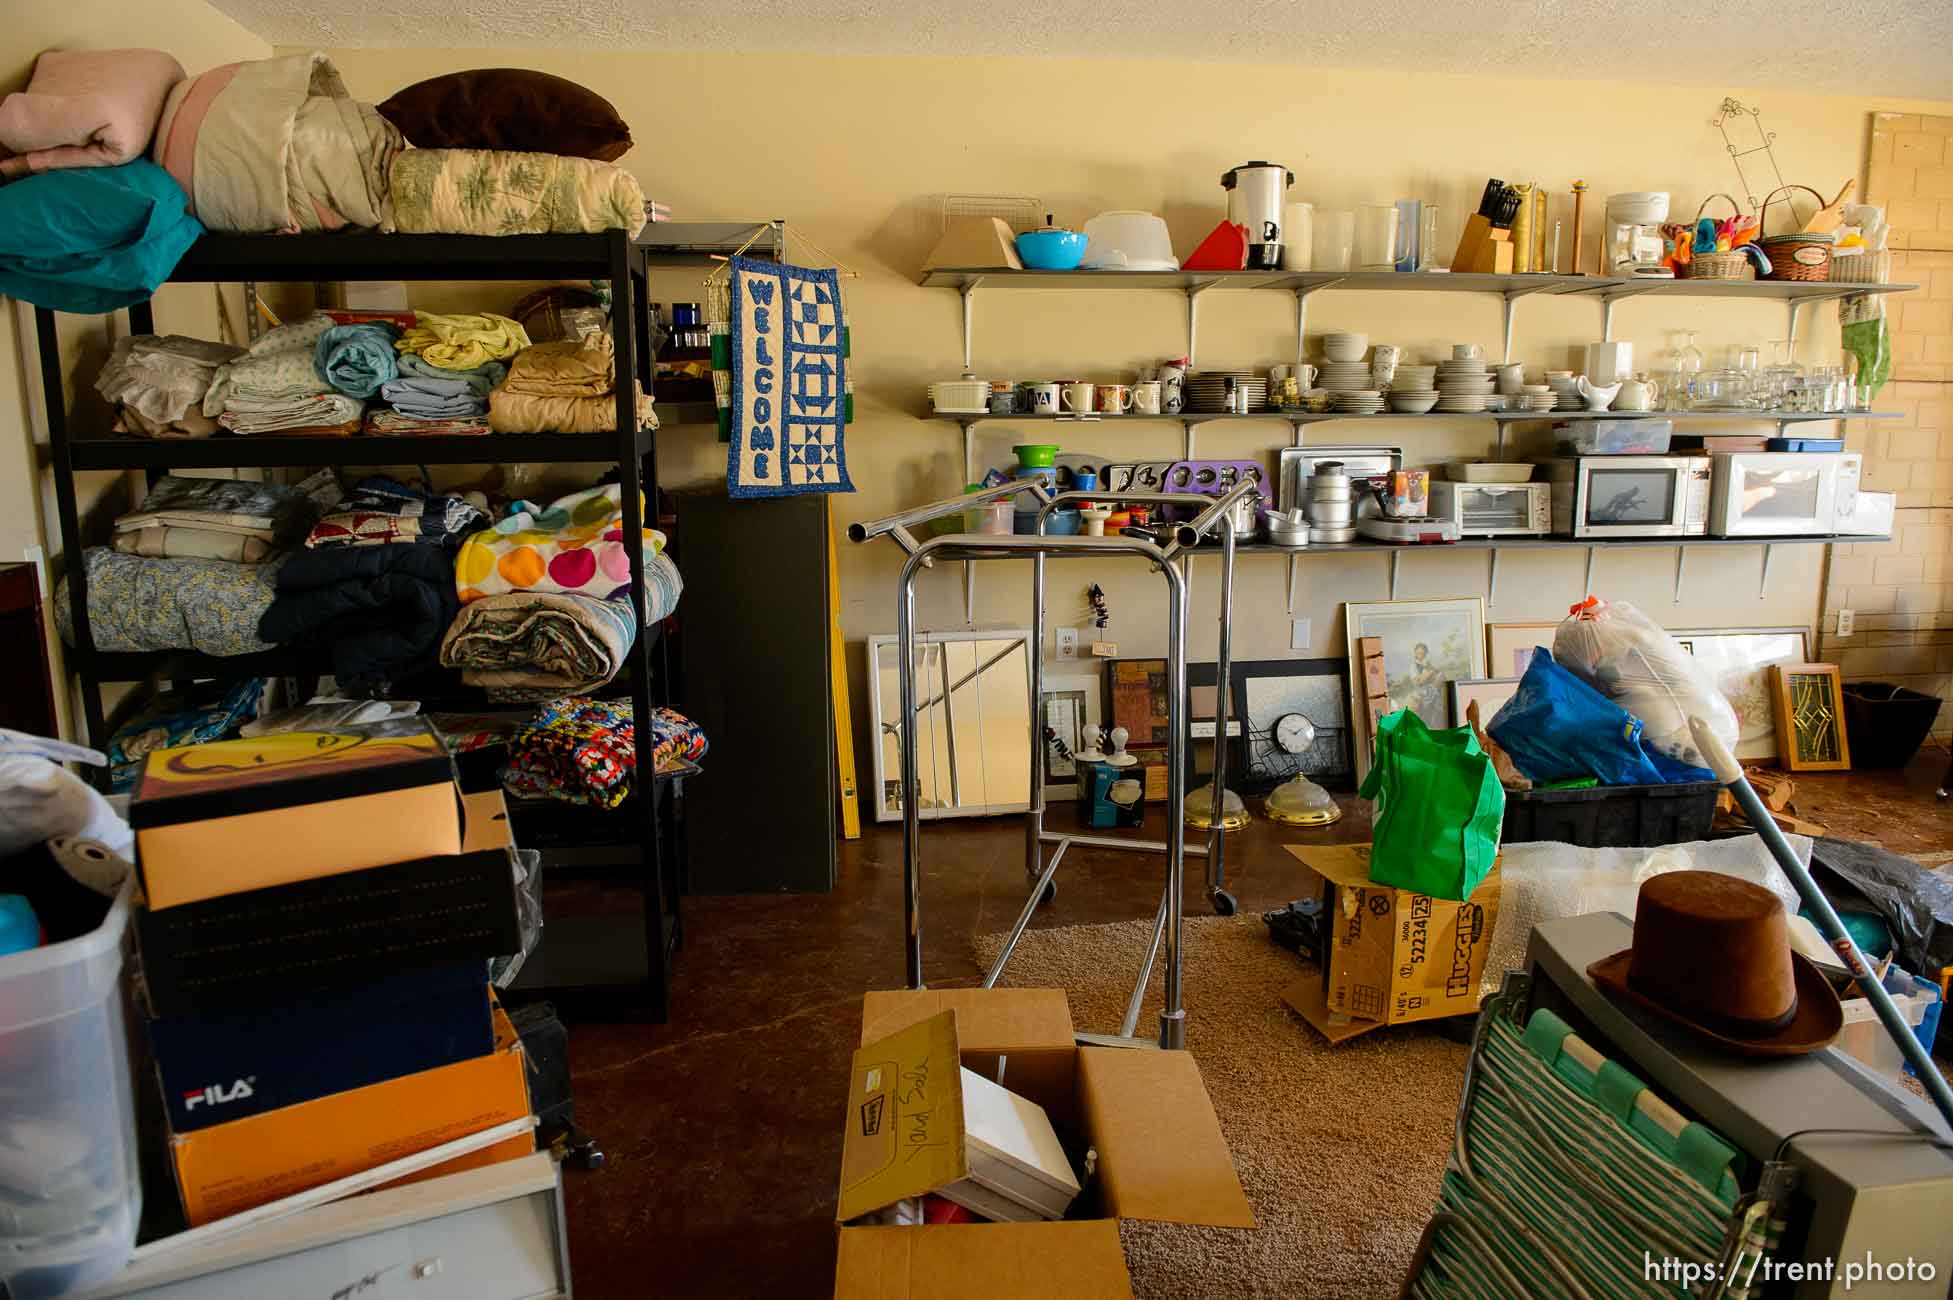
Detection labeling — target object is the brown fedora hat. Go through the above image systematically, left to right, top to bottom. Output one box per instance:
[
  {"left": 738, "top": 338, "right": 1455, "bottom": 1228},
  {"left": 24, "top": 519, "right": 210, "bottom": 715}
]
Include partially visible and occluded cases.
[{"left": 1588, "top": 870, "right": 1841, "bottom": 1057}]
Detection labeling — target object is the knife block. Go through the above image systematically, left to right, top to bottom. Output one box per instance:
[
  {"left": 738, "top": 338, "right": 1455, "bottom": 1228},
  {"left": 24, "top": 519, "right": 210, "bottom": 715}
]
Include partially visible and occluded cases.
[{"left": 1450, "top": 214, "right": 1514, "bottom": 275}]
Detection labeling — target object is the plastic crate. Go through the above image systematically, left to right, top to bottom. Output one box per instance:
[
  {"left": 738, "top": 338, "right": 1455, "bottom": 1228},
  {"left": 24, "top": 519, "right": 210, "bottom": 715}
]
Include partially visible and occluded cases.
[
  {"left": 1500, "top": 780, "right": 1721, "bottom": 848},
  {"left": 0, "top": 876, "right": 141, "bottom": 1299}
]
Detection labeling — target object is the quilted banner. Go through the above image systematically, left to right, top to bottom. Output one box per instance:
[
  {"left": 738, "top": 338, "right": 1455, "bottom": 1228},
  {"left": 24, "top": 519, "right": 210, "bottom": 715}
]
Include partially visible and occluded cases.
[{"left": 726, "top": 255, "right": 853, "bottom": 499}]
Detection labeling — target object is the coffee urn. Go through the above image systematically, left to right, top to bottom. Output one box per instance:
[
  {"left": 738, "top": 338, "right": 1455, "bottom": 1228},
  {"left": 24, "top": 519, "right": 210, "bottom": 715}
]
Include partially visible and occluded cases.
[{"left": 1222, "top": 161, "right": 1295, "bottom": 270}]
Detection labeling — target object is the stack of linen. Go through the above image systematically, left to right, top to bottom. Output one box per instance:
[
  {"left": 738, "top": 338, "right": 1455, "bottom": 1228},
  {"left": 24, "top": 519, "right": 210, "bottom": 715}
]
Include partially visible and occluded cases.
[
  {"left": 369, "top": 311, "right": 528, "bottom": 436},
  {"left": 202, "top": 314, "right": 364, "bottom": 436},
  {"left": 488, "top": 333, "right": 653, "bottom": 434},
  {"left": 95, "top": 334, "right": 243, "bottom": 438},
  {"left": 111, "top": 474, "right": 324, "bottom": 562}
]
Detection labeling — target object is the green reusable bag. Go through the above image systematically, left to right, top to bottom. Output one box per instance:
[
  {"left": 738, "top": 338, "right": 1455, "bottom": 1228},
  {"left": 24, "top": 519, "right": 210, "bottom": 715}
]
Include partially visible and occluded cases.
[{"left": 1358, "top": 708, "right": 1504, "bottom": 901}]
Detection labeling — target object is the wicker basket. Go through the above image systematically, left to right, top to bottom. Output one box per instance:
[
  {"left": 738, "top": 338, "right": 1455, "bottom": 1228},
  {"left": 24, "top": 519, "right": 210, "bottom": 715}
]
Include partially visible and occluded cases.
[
  {"left": 1756, "top": 185, "right": 1835, "bottom": 283},
  {"left": 1688, "top": 250, "right": 1754, "bottom": 280}
]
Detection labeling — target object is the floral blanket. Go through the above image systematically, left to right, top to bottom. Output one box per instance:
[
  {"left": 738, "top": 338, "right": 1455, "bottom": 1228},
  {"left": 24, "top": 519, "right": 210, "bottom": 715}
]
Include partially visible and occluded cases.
[{"left": 390, "top": 148, "right": 645, "bottom": 237}]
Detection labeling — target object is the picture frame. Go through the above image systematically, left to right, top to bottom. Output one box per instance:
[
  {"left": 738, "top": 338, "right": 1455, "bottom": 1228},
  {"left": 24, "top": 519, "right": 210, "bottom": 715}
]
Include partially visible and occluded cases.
[
  {"left": 1344, "top": 597, "right": 1487, "bottom": 782},
  {"left": 1485, "top": 622, "right": 1560, "bottom": 678},
  {"left": 1676, "top": 627, "right": 1812, "bottom": 762},
  {"left": 1103, "top": 657, "right": 1171, "bottom": 752},
  {"left": 1229, "top": 659, "right": 1352, "bottom": 791},
  {"left": 1187, "top": 662, "right": 1246, "bottom": 742},
  {"left": 1770, "top": 663, "right": 1851, "bottom": 772},
  {"left": 1040, "top": 675, "right": 1099, "bottom": 795},
  {"left": 1450, "top": 677, "right": 1524, "bottom": 730}
]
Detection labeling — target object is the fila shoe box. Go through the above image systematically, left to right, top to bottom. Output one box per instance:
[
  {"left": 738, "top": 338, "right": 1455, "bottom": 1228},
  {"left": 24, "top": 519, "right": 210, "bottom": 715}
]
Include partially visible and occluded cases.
[{"left": 148, "top": 964, "right": 495, "bottom": 1132}]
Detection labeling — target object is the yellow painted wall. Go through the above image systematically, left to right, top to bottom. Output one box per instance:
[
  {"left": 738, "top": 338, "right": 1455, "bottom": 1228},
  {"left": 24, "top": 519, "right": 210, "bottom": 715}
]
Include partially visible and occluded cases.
[{"left": 1, "top": 1, "right": 270, "bottom": 737}]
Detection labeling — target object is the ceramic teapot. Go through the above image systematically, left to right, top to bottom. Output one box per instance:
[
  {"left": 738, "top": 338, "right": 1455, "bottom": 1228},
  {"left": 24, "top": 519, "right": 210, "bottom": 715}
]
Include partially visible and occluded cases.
[
  {"left": 1614, "top": 374, "right": 1663, "bottom": 412},
  {"left": 1575, "top": 375, "right": 1622, "bottom": 411}
]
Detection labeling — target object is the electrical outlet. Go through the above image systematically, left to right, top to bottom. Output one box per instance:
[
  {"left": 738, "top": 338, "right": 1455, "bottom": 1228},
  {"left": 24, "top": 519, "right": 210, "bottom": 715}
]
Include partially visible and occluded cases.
[
  {"left": 1836, "top": 608, "right": 1855, "bottom": 638},
  {"left": 1290, "top": 617, "right": 1312, "bottom": 651},
  {"left": 1055, "top": 628, "right": 1079, "bottom": 661}
]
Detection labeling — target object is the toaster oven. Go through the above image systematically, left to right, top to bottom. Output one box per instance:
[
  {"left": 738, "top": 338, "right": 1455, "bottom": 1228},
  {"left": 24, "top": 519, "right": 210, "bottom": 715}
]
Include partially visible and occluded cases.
[
  {"left": 1535, "top": 456, "right": 1711, "bottom": 539},
  {"left": 1428, "top": 481, "right": 1552, "bottom": 536}
]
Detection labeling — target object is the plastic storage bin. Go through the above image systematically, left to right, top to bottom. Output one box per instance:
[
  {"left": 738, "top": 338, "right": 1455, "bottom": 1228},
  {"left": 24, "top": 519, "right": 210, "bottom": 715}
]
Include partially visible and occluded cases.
[
  {"left": 1555, "top": 419, "right": 1673, "bottom": 455},
  {"left": 1841, "top": 682, "right": 1943, "bottom": 769},
  {"left": 1500, "top": 780, "right": 1720, "bottom": 848},
  {"left": 0, "top": 876, "right": 140, "bottom": 1299},
  {"left": 1835, "top": 970, "right": 1936, "bottom": 1087}
]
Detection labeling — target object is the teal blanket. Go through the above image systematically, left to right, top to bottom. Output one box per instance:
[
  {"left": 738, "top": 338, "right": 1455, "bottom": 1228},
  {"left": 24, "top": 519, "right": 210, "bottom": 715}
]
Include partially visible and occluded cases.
[{"left": 0, "top": 160, "right": 202, "bottom": 314}]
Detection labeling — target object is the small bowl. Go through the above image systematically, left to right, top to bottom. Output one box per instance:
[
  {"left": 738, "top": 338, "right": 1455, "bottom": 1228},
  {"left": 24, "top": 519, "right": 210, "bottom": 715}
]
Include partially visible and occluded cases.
[
  {"left": 1016, "top": 229, "right": 1087, "bottom": 270},
  {"left": 1322, "top": 333, "right": 1368, "bottom": 362},
  {"left": 1389, "top": 393, "right": 1440, "bottom": 414}
]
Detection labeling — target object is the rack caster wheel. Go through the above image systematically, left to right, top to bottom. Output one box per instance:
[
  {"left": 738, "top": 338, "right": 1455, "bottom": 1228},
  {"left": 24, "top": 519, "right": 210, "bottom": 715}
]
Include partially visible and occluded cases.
[{"left": 1210, "top": 889, "right": 1238, "bottom": 917}]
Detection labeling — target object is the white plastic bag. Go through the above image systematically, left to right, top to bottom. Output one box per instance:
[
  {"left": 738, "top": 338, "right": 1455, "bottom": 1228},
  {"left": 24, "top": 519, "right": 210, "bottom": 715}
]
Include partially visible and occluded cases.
[{"left": 1552, "top": 597, "right": 1737, "bottom": 770}]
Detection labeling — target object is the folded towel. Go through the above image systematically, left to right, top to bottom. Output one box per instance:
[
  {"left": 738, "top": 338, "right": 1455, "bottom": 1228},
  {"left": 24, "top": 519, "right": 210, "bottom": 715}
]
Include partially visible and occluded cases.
[
  {"left": 395, "top": 311, "right": 530, "bottom": 370},
  {"left": 313, "top": 320, "right": 401, "bottom": 398},
  {"left": 398, "top": 353, "right": 505, "bottom": 393},
  {"left": 217, "top": 391, "right": 363, "bottom": 434},
  {"left": 362, "top": 409, "right": 490, "bottom": 437},
  {"left": 307, "top": 476, "right": 484, "bottom": 549},
  {"left": 439, "top": 592, "right": 637, "bottom": 696}
]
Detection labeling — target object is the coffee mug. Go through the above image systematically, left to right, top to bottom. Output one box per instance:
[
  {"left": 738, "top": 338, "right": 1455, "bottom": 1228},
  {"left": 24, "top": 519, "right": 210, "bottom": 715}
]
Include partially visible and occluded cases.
[
  {"left": 1453, "top": 343, "right": 1482, "bottom": 361},
  {"left": 1293, "top": 363, "right": 1319, "bottom": 390},
  {"left": 1132, "top": 380, "right": 1163, "bottom": 415},
  {"left": 1061, "top": 381, "right": 1096, "bottom": 415},
  {"left": 1026, "top": 382, "right": 1062, "bottom": 414},
  {"left": 1095, "top": 384, "right": 1133, "bottom": 415}
]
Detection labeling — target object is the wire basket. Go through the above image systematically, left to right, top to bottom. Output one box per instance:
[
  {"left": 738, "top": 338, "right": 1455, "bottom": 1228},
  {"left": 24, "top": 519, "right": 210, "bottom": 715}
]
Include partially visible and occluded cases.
[
  {"left": 1756, "top": 185, "right": 1834, "bottom": 282},
  {"left": 1681, "top": 194, "right": 1757, "bottom": 280}
]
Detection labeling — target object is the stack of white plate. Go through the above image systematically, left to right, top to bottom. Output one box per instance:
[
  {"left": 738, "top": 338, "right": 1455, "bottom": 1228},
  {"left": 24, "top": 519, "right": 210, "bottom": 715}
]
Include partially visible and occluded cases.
[
  {"left": 1436, "top": 356, "right": 1494, "bottom": 413},
  {"left": 1319, "top": 361, "right": 1375, "bottom": 392},
  {"left": 1392, "top": 364, "right": 1438, "bottom": 391},
  {"left": 1186, "top": 371, "right": 1269, "bottom": 413},
  {"left": 1519, "top": 384, "right": 1555, "bottom": 412},
  {"left": 1329, "top": 389, "right": 1385, "bottom": 415}
]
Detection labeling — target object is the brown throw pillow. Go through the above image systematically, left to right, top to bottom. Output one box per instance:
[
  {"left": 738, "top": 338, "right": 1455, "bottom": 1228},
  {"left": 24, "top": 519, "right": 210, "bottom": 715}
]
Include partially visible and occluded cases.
[{"left": 377, "top": 69, "right": 632, "bottom": 161}]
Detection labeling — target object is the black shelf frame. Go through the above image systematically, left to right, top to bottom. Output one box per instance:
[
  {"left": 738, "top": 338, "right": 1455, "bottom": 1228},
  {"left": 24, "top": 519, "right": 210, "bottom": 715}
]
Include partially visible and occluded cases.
[{"left": 38, "top": 228, "right": 684, "bottom": 1021}]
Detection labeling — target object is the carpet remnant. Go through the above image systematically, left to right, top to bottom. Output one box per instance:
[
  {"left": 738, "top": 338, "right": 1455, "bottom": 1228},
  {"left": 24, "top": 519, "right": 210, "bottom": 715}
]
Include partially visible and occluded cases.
[{"left": 974, "top": 916, "right": 1468, "bottom": 1300}]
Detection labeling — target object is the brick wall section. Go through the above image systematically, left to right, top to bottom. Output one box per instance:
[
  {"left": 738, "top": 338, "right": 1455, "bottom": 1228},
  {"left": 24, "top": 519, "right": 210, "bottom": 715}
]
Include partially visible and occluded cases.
[{"left": 1821, "top": 112, "right": 1953, "bottom": 736}]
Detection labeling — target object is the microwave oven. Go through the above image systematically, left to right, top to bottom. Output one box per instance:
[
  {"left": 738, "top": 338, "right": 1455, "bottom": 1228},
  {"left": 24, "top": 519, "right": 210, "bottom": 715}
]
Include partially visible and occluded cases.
[
  {"left": 1709, "top": 452, "right": 1853, "bottom": 537},
  {"left": 1535, "top": 456, "right": 1711, "bottom": 539},
  {"left": 1429, "top": 481, "right": 1551, "bottom": 536}
]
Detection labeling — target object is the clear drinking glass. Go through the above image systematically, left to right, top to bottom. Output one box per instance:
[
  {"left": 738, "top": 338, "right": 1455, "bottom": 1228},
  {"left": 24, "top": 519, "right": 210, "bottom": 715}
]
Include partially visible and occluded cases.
[
  {"left": 1356, "top": 203, "right": 1401, "bottom": 271},
  {"left": 1418, "top": 205, "right": 1442, "bottom": 271},
  {"left": 1315, "top": 210, "right": 1356, "bottom": 272},
  {"left": 1666, "top": 330, "right": 1704, "bottom": 411}
]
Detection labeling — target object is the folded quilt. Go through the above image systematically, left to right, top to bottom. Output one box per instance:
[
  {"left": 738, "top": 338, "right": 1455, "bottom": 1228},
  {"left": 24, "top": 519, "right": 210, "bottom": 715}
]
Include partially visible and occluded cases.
[
  {"left": 0, "top": 48, "right": 185, "bottom": 179},
  {"left": 151, "top": 52, "right": 400, "bottom": 234},
  {"left": 390, "top": 148, "right": 646, "bottom": 238},
  {"left": 0, "top": 160, "right": 203, "bottom": 314},
  {"left": 395, "top": 312, "right": 530, "bottom": 371},
  {"left": 203, "top": 313, "right": 335, "bottom": 415},
  {"left": 314, "top": 320, "right": 401, "bottom": 398},
  {"left": 95, "top": 334, "right": 243, "bottom": 426},
  {"left": 487, "top": 387, "right": 654, "bottom": 434},
  {"left": 217, "top": 393, "right": 364, "bottom": 435},
  {"left": 362, "top": 409, "right": 490, "bottom": 437},
  {"left": 116, "top": 473, "right": 325, "bottom": 542},
  {"left": 307, "top": 476, "right": 485, "bottom": 549},
  {"left": 455, "top": 483, "right": 666, "bottom": 605},
  {"left": 113, "top": 525, "right": 272, "bottom": 563},
  {"left": 258, "top": 543, "right": 458, "bottom": 691},
  {"left": 56, "top": 548, "right": 281, "bottom": 656},
  {"left": 439, "top": 592, "right": 637, "bottom": 694},
  {"left": 501, "top": 698, "right": 705, "bottom": 808}
]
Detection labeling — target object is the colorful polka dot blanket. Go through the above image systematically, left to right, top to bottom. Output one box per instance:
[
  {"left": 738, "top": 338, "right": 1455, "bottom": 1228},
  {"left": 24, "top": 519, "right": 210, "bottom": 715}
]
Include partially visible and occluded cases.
[{"left": 455, "top": 483, "right": 666, "bottom": 606}]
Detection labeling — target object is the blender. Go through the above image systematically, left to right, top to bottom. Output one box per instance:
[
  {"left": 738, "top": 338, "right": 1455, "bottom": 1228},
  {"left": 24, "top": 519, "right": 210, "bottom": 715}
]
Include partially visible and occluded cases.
[{"left": 1603, "top": 191, "right": 1673, "bottom": 278}]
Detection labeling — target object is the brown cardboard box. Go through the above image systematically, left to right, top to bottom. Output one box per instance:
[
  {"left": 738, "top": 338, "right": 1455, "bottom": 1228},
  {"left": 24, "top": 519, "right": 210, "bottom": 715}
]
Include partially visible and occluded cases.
[
  {"left": 1279, "top": 844, "right": 1500, "bottom": 1042},
  {"left": 835, "top": 991, "right": 1251, "bottom": 1297}
]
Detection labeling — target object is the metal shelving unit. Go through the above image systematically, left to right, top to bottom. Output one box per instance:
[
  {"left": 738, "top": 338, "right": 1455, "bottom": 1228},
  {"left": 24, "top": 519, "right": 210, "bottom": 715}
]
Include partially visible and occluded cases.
[{"left": 39, "top": 228, "right": 687, "bottom": 1021}]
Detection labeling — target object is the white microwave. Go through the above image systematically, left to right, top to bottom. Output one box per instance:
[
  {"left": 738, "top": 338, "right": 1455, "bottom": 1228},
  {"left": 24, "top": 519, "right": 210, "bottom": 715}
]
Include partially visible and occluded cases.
[
  {"left": 1709, "top": 452, "right": 1854, "bottom": 537},
  {"left": 1535, "top": 456, "right": 1712, "bottom": 539},
  {"left": 1429, "top": 481, "right": 1551, "bottom": 536}
]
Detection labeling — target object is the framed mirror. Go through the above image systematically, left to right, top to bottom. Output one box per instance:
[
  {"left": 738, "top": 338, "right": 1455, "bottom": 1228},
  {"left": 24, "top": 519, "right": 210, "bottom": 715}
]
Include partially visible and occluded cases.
[{"left": 867, "top": 630, "right": 1033, "bottom": 822}]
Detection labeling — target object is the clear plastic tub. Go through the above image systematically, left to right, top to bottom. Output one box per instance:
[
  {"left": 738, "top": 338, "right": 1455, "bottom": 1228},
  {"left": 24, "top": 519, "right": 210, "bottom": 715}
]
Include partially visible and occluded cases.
[
  {"left": 1555, "top": 418, "right": 1673, "bottom": 455},
  {"left": 0, "top": 877, "right": 140, "bottom": 1299},
  {"left": 1835, "top": 970, "right": 1934, "bottom": 1088}
]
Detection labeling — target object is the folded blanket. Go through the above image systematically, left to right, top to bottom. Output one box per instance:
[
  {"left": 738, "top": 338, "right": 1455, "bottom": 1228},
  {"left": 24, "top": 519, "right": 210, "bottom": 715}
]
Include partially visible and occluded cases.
[
  {"left": 0, "top": 49, "right": 184, "bottom": 179},
  {"left": 151, "top": 52, "right": 400, "bottom": 234},
  {"left": 390, "top": 148, "right": 646, "bottom": 238},
  {"left": 0, "top": 160, "right": 203, "bottom": 313},
  {"left": 395, "top": 312, "right": 530, "bottom": 371},
  {"left": 203, "top": 313, "right": 335, "bottom": 415},
  {"left": 314, "top": 321, "right": 401, "bottom": 398},
  {"left": 95, "top": 334, "right": 243, "bottom": 428},
  {"left": 488, "top": 336, "right": 652, "bottom": 434},
  {"left": 399, "top": 353, "right": 505, "bottom": 393},
  {"left": 487, "top": 387, "right": 654, "bottom": 434},
  {"left": 217, "top": 393, "right": 364, "bottom": 435},
  {"left": 113, "top": 406, "right": 221, "bottom": 438},
  {"left": 362, "top": 409, "right": 490, "bottom": 437},
  {"left": 116, "top": 473, "right": 328, "bottom": 544},
  {"left": 307, "top": 476, "right": 484, "bottom": 549},
  {"left": 455, "top": 483, "right": 666, "bottom": 606},
  {"left": 113, "top": 525, "right": 271, "bottom": 563},
  {"left": 258, "top": 543, "right": 458, "bottom": 691},
  {"left": 56, "top": 548, "right": 282, "bottom": 656},
  {"left": 439, "top": 592, "right": 637, "bottom": 695},
  {"left": 105, "top": 676, "right": 262, "bottom": 794},
  {"left": 501, "top": 698, "right": 705, "bottom": 808}
]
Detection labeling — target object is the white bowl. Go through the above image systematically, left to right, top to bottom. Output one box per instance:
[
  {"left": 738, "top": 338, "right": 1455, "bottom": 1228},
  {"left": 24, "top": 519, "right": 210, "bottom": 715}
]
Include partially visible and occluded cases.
[
  {"left": 1079, "top": 211, "right": 1181, "bottom": 271},
  {"left": 1322, "top": 334, "right": 1368, "bottom": 362},
  {"left": 1452, "top": 343, "right": 1482, "bottom": 361},
  {"left": 1389, "top": 394, "right": 1440, "bottom": 414}
]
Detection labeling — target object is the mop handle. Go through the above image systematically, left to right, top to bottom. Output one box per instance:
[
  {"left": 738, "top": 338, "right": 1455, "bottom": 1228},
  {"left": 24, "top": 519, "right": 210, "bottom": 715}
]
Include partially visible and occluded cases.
[{"left": 1689, "top": 717, "right": 1953, "bottom": 1133}]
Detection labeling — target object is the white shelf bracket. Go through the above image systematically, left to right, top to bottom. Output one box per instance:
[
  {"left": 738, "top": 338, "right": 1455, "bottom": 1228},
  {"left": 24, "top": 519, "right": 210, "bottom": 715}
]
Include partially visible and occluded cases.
[
  {"left": 959, "top": 276, "right": 984, "bottom": 371},
  {"left": 1186, "top": 281, "right": 1217, "bottom": 369},
  {"left": 1499, "top": 284, "right": 1557, "bottom": 364},
  {"left": 1294, "top": 288, "right": 1311, "bottom": 369},
  {"left": 1602, "top": 296, "right": 1615, "bottom": 341},
  {"left": 1784, "top": 298, "right": 1799, "bottom": 349},
  {"left": 1291, "top": 417, "right": 1307, "bottom": 449},
  {"left": 1183, "top": 419, "right": 1197, "bottom": 461},
  {"left": 962, "top": 421, "right": 976, "bottom": 486},
  {"left": 1495, "top": 423, "right": 1508, "bottom": 462},
  {"left": 1759, "top": 543, "right": 1776, "bottom": 599},
  {"left": 1584, "top": 545, "right": 1598, "bottom": 598},
  {"left": 1673, "top": 545, "right": 1688, "bottom": 604},
  {"left": 1488, "top": 549, "right": 1501, "bottom": 606},
  {"left": 1389, "top": 550, "right": 1403, "bottom": 600},
  {"left": 1287, "top": 554, "right": 1300, "bottom": 613},
  {"left": 964, "top": 562, "right": 975, "bottom": 625}
]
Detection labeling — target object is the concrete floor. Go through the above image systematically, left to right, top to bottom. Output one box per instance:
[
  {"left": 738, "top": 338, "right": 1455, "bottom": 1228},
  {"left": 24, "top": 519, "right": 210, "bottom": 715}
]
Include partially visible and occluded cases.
[{"left": 554, "top": 745, "right": 1953, "bottom": 1300}]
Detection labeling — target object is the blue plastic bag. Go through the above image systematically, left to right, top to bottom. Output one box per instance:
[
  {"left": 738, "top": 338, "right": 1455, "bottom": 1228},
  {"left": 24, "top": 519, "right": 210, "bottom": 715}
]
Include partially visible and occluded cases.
[{"left": 1489, "top": 649, "right": 1712, "bottom": 786}]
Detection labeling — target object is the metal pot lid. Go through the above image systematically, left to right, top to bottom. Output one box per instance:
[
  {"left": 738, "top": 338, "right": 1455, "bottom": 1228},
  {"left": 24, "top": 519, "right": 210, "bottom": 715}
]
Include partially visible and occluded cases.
[{"left": 1222, "top": 162, "right": 1295, "bottom": 189}]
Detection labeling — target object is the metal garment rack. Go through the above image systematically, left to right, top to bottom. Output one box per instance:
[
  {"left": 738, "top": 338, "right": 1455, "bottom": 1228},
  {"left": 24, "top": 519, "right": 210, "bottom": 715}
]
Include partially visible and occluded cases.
[
  {"left": 38, "top": 230, "right": 684, "bottom": 1021},
  {"left": 850, "top": 478, "right": 1253, "bottom": 1050}
]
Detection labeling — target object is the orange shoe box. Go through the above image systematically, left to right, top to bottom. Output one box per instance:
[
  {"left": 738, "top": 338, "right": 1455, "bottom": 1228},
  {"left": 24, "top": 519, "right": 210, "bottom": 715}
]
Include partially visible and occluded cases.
[{"left": 171, "top": 1003, "right": 533, "bottom": 1226}]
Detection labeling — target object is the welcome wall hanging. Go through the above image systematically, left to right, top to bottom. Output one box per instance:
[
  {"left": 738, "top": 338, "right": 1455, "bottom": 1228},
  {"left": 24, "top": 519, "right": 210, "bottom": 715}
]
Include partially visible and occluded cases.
[{"left": 717, "top": 255, "right": 854, "bottom": 499}]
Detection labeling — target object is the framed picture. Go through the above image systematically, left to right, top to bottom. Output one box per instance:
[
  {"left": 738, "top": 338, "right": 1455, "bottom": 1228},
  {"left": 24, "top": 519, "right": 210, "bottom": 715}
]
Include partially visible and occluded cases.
[
  {"left": 1344, "top": 597, "right": 1487, "bottom": 782},
  {"left": 1485, "top": 622, "right": 1560, "bottom": 678},
  {"left": 1676, "top": 627, "right": 1811, "bottom": 762},
  {"left": 1104, "top": 657, "right": 1171, "bottom": 751},
  {"left": 1230, "top": 659, "right": 1351, "bottom": 791},
  {"left": 1771, "top": 663, "right": 1851, "bottom": 771},
  {"left": 1040, "top": 676, "right": 1099, "bottom": 795},
  {"left": 1450, "top": 677, "right": 1523, "bottom": 730}
]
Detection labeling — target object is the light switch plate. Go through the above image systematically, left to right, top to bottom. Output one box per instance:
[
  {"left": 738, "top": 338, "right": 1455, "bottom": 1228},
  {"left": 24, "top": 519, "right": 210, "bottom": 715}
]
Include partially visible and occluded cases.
[
  {"left": 1836, "top": 608, "right": 1855, "bottom": 638},
  {"left": 1290, "top": 617, "right": 1312, "bottom": 651},
  {"left": 1090, "top": 640, "right": 1118, "bottom": 658}
]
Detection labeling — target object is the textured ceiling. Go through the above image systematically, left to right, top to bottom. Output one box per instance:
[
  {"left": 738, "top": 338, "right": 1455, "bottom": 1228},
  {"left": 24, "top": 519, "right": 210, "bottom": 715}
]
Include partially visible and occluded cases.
[{"left": 206, "top": 0, "right": 1953, "bottom": 99}]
